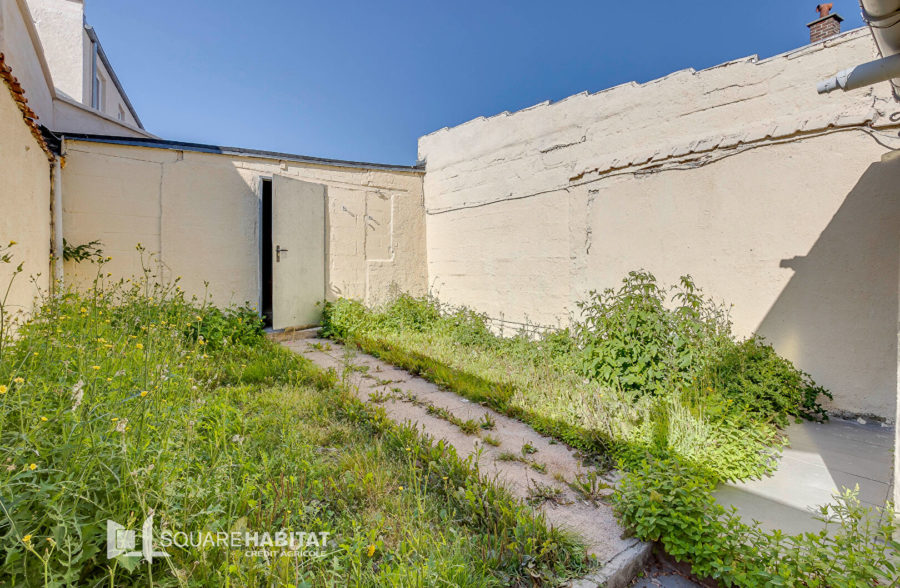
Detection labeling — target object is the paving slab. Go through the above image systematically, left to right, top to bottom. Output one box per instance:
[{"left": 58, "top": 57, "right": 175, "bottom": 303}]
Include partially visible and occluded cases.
[
  {"left": 285, "top": 338, "right": 654, "bottom": 587},
  {"left": 715, "top": 418, "right": 895, "bottom": 536}
]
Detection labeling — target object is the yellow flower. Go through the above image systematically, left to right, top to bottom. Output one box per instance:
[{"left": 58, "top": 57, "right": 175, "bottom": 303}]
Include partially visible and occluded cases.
[
  {"left": 8, "top": 241, "right": 16, "bottom": 246},
  {"left": 80, "top": 307, "right": 87, "bottom": 314},
  {"left": 195, "top": 315, "right": 203, "bottom": 321},
  {"left": 135, "top": 343, "right": 144, "bottom": 350},
  {"left": 32, "top": 352, "right": 38, "bottom": 357},
  {"left": 202, "top": 354, "right": 209, "bottom": 359},
  {"left": 91, "top": 366, "right": 100, "bottom": 370},
  {"left": 13, "top": 377, "right": 24, "bottom": 384},
  {"left": 0, "top": 385, "right": 7, "bottom": 395},
  {"left": 140, "top": 391, "right": 149, "bottom": 398},
  {"left": 40, "top": 417, "right": 47, "bottom": 422},
  {"left": 111, "top": 417, "right": 119, "bottom": 422},
  {"left": 28, "top": 463, "right": 37, "bottom": 471},
  {"left": 398, "top": 486, "right": 404, "bottom": 491},
  {"left": 22, "top": 534, "right": 31, "bottom": 544},
  {"left": 367, "top": 544, "right": 375, "bottom": 557}
]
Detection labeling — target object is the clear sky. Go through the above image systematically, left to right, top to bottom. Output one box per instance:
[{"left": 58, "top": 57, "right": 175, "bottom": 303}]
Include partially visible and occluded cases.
[{"left": 86, "top": 0, "right": 866, "bottom": 165}]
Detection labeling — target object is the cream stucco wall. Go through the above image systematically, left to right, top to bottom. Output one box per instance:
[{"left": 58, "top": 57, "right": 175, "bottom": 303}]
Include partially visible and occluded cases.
[
  {"left": 0, "top": 0, "right": 54, "bottom": 120},
  {"left": 23, "top": 0, "right": 83, "bottom": 102},
  {"left": 418, "top": 28, "right": 900, "bottom": 420},
  {"left": 0, "top": 74, "right": 51, "bottom": 323},
  {"left": 61, "top": 140, "right": 427, "bottom": 316}
]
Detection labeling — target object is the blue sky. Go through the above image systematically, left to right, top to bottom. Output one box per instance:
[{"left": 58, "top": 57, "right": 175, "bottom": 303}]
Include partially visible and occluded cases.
[{"left": 87, "top": 0, "right": 866, "bottom": 165}]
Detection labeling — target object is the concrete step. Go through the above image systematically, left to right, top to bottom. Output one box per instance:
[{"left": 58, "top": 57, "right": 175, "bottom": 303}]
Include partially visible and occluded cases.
[{"left": 266, "top": 326, "right": 320, "bottom": 343}]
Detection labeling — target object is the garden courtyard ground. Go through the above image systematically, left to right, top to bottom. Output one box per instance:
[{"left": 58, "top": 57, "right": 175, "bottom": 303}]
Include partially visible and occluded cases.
[{"left": 287, "top": 333, "right": 897, "bottom": 587}]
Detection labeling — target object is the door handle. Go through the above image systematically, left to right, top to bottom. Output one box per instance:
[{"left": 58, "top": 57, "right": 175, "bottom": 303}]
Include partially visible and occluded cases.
[{"left": 276, "top": 245, "right": 288, "bottom": 262}]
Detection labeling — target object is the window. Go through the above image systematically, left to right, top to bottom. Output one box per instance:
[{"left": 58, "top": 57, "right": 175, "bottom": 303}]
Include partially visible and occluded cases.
[
  {"left": 90, "top": 42, "right": 106, "bottom": 112},
  {"left": 117, "top": 105, "right": 125, "bottom": 121}
]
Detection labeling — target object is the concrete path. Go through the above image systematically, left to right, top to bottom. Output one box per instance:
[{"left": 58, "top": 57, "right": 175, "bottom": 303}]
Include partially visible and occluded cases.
[
  {"left": 285, "top": 338, "right": 653, "bottom": 588},
  {"left": 715, "top": 418, "right": 895, "bottom": 535}
]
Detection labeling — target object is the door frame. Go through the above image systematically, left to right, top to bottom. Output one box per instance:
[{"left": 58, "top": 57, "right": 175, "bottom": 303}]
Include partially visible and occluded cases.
[{"left": 256, "top": 175, "right": 273, "bottom": 323}]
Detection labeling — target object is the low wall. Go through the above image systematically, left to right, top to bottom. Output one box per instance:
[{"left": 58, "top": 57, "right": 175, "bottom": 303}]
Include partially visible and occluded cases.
[
  {"left": 418, "top": 28, "right": 900, "bottom": 420},
  {"left": 60, "top": 139, "right": 427, "bottom": 314}
]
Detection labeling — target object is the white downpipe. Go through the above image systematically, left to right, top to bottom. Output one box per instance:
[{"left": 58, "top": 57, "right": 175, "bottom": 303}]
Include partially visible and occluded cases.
[
  {"left": 860, "top": 0, "right": 900, "bottom": 93},
  {"left": 817, "top": 1, "right": 900, "bottom": 94},
  {"left": 817, "top": 52, "right": 900, "bottom": 93},
  {"left": 52, "top": 148, "right": 64, "bottom": 291}
]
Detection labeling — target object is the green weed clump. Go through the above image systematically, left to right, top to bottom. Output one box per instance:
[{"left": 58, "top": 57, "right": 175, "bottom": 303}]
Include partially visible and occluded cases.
[
  {"left": 0, "top": 250, "right": 589, "bottom": 586},
  {"left": 614, "top": 458, "right": 899, "bottom": 586}
]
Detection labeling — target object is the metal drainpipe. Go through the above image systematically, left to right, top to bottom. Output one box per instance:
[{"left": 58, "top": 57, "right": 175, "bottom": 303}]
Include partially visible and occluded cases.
[{"left": 52, "top": 141, "right": 64, "bottom": 291}]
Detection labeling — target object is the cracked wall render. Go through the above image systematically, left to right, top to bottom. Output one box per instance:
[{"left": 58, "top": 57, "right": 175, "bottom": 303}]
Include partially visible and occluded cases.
[
  {"left": 418, "top": 28, "right": 900, "bottom": 420},
  {"left": 61, "top": 140, "right": 426, "bottom": 315}
]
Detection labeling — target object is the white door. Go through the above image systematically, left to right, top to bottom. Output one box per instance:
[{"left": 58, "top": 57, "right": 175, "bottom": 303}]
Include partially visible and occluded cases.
[{"left": 271, "top": 175, "right": 326, "bottom": 330}]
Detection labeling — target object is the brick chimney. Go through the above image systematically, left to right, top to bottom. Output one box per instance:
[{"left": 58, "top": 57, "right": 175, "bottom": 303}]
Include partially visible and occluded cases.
[{"left": 808, "top": 3, "right": 844, "bottom": 43}]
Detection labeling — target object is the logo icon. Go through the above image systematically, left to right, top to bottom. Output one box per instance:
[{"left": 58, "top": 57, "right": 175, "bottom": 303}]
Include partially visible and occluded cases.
[{"left": 106, "top": 515, "right": 169, "bottom": 562}]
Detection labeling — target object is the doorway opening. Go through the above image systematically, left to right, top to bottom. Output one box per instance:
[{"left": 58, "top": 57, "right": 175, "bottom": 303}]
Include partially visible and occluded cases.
[{"left": 261, "top": 178, "right": 273, "bottom": 328}]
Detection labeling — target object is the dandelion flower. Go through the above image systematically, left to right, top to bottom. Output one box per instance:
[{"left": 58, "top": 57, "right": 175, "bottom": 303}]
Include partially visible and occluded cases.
[
  {"left": 8, "top": 240, "right": 16, "bottom": 246},
  {"left": 195, "top": 315, "right": 203, "bottom": 321},
  {"left": 135, "top": 343, "right": 144, "bottom": 350},
  {"left": 91, "top": 366, "right": 100, "bottom": 370},
  {"left": 13, "top": 377, "right": 24, "bottom": 384},
  {"left": 0, "top": 385, "right": 7, "bottom": 395},
  {"left": 140, "top": 391, "right": 149, "bottom": 398},
  {"left": 40, "top": 416, "right": 47, "bottom": 422},
  {"left": 111, "top": 417, "right": 119, "bottom": 422},
  {"left": 28, "top": 463, "right": 37, "bottom": 471},
  {"left": 398, "top": 486, "right": 404, "bottom": 491},
  {"left": 22, "top": 534, "right": 31, "bottom": 544},
  {"left": 367, "top": 544, "right": 375, "bottom": 557}
]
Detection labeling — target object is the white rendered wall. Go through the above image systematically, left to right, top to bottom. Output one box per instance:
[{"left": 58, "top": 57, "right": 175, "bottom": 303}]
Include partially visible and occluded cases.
[{"left": 419, "top": 28, "right": 900, "bottom": 420}]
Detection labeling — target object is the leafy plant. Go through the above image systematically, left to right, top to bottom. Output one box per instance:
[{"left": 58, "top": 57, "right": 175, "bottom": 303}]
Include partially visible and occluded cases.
[
  {"left": 61, "top": 239, "right": 104, "bottom": 263},
  {"left": 575, "top": 271, "right": 729, "bottom": 395},
  {"left": 696, "top": 336, "right": 831, "bottom": 425},
  {"left": 614, "top": 458, "right": 899, "bottom": 586}
]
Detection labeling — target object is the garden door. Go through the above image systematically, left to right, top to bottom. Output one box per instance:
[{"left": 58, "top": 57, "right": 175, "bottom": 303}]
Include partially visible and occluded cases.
[{"left": 271, "top": 175, "right": 326, "bottom": 330}]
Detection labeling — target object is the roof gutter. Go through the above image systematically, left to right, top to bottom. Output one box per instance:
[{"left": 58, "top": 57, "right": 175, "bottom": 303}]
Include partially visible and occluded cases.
[{"left": 818, "top": 0, "right": 900, "bottom": 96}]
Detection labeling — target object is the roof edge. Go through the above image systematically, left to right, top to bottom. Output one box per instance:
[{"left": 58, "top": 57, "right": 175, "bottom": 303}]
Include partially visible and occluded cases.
[{"left": 60, "top": 133, "right": 426, "bottom": 173}]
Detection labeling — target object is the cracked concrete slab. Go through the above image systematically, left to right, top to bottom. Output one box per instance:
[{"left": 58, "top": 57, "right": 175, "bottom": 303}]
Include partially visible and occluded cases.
[{"left": 286, "top": 338, "right": 652, "bottom": 587}]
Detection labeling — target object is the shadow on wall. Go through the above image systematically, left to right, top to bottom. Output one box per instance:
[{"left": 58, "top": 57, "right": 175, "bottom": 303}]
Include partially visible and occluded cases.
[{"left": 757, "top": 154, "right": 900, "bottom": 419}]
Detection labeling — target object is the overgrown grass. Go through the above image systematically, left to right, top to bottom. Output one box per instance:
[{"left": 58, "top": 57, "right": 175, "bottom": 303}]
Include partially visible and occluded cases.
[
  {"left": 0, "top": 253, "right": 589, "bottom": 586},
  {"left": 320, "top": 274, "right": 823, "bottom": 482},
  {"left": 320, "top": 276, "right": 900, "bottom": 585}
]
